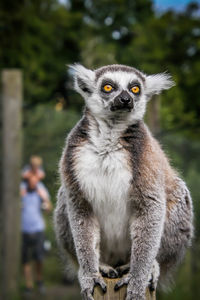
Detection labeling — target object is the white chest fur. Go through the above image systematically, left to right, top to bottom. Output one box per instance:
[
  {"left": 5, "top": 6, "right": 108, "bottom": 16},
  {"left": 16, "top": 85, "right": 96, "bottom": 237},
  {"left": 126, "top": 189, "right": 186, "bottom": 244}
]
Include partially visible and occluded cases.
[{"left": 74, "top": 125, "right": 132, "bottom": 256}]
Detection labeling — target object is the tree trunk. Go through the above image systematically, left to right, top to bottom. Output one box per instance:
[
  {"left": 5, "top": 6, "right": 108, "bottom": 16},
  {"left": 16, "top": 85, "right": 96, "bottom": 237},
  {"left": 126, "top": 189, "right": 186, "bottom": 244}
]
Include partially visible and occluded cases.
[{"left": 1, "top": 69, "right": 23, "bottom": 299}]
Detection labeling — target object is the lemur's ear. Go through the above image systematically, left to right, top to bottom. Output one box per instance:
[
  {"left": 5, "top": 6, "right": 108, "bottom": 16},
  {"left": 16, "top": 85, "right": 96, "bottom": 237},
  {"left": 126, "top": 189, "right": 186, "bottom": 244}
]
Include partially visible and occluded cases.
[
  {"left": 68, "top": 64, "right": 95, "bottom": 96},
  {"left": 145, "top": 73, "right": 175, "bottom": 99}
]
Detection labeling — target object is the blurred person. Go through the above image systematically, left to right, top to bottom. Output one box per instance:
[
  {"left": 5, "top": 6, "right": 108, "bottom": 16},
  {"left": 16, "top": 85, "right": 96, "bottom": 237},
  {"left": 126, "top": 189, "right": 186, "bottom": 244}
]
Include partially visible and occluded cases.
[
  {"left": 22, "top": 155, "right": 45, "bottom": 183},
  {"left": 20, "top": 175, "right": 52, "bottom": 295}
]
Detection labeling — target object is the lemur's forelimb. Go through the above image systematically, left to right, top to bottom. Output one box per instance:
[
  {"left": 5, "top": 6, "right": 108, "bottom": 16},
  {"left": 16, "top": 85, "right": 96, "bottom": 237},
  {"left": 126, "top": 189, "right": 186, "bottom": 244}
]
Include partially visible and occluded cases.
[
  {"left": 67, "top": 192, "right": 106, "bottom": 298},
  {"left": 115, "top": 195, "right": 165, "bottom": 300}
]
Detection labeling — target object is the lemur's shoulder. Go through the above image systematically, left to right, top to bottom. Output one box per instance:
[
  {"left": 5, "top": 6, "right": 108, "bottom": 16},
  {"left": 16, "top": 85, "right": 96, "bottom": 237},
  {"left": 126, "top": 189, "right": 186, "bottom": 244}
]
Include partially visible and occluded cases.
[
  {"left": 67, "top": 114, "right": 89, "bottom": 148},
  {"left": 121, "top": 120, "right": 162, "bottom": 165},
  {"left": 121, "top": 121, "right": 176, "bottom": 186}
]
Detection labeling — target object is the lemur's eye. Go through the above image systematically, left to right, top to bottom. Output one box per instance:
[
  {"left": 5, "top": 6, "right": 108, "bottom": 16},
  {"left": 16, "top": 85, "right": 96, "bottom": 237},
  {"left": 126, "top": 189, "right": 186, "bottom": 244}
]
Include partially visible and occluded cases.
[
  {"left": 103, "top": 84, "right": 113, "bottom": 93},
  {"left": 131, "top": 86, "right": 140, "bottom": 94}
]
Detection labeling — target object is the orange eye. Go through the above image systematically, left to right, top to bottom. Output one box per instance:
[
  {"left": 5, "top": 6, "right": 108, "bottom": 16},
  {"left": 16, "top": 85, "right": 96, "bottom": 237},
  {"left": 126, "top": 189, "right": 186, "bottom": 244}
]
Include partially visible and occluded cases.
[
  {"left": 103, "top": 84, "right": 113, "bottom": 92},
  {"left": 131, "top": 86, "right": 140, "bottom": 94}
]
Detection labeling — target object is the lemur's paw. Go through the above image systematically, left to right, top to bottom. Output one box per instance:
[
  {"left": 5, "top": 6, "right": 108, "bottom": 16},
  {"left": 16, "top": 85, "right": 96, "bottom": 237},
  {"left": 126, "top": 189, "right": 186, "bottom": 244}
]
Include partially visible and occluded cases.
[
  {"left": 148, "top": 260, "right": 160, "bottom": 292},
  {"left": 116, "top": 263, "right": 130, "bottom": 277},
  {"left": 99, "top": 264, "right": 118, "bottom": 278},
  {"left": 80, "top": 273, "right": 107, "bottom": 300},
  {"left": 114, "top": 274, "right": 132, "bottom": 291},
  {"left": 115, "top": 275, "right": 145, "bottom": 300},
  {"left": 93, "top": 276, "right": 107, "bottom": 293},
  {"left": 82, "top": 289, "right": 94, "bottom": 300}
]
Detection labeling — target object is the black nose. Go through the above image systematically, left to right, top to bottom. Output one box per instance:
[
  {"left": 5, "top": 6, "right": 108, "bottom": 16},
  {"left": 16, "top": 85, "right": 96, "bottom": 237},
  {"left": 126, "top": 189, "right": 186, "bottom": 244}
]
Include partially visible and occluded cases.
[
  {"left": 119, "top": 91, "right": 131, "bottom": 104},
  {"left": 120, "top": 97, "right": 131, "bottom": 104}
]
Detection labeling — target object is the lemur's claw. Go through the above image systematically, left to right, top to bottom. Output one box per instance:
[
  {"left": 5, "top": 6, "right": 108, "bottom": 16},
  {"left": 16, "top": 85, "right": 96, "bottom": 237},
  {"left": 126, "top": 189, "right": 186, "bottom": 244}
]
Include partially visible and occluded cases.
[
  {"left": 148, "top": 260, "right": 159, "bottom": 292},
  {"left": 116, "top": 264, "right": 130, "bottom": 277},
  {"left": 109, "top": 270, "right": 118, "bottom": 278},
  {"left": 80, "top": 273, "right": 106, "bottom": 300},
  {"left": 114, "top": 275, "right": 130, "bottom": 291},
  {"left": 94, "top": 277, "right": 107, "bottom": 293},
  {"left": 148, "top": 278, "right": 156, "bottom": 292},
  {"left": 82, "top": 289, "right": 94, "bottom": 300}
]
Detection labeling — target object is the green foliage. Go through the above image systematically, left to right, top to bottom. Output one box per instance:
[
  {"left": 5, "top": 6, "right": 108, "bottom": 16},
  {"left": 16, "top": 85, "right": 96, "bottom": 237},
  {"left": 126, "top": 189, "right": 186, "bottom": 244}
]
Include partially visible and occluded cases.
[{"left": 0, "top": 0, "right": 82, "bottom": 105}]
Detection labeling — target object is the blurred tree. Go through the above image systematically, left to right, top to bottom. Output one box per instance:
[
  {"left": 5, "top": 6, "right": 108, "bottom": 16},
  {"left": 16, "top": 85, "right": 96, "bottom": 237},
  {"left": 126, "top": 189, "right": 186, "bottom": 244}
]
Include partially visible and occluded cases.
[
  {"left": 0, "top": 0, "right": 82, "bottom": 106},
  {"left": 79, "top": 0, "right": 154, "bottom": 67}
]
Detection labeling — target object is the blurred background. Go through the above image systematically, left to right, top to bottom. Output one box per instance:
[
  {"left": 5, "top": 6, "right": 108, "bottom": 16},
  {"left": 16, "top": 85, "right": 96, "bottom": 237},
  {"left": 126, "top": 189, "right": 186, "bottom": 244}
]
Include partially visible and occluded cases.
[{"left": 0, "top": 0, "right": 200, "bottom": 299}]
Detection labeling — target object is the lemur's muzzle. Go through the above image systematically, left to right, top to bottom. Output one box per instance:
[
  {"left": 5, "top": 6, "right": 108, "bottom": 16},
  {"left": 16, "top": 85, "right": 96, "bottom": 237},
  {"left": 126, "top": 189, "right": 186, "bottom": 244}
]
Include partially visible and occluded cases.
[{"left": 111, "top": 91, "right": 134, "bottom": 112}]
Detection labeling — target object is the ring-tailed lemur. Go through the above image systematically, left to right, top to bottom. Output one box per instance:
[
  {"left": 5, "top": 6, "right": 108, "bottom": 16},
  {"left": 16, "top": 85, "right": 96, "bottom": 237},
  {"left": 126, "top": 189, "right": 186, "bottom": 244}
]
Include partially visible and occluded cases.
[{"left": 54, "top": 64, "right": 193, "bottom": 300}]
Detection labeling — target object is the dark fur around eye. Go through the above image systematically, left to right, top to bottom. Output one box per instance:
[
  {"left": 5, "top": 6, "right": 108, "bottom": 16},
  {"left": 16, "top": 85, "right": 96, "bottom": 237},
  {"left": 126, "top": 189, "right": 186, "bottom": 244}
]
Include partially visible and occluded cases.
[
  {"left": 100, "top": 79, "right": 118, "bottom": 93},
  {"left": 128, "top": 81, "right": 141, "bottom": 95}
]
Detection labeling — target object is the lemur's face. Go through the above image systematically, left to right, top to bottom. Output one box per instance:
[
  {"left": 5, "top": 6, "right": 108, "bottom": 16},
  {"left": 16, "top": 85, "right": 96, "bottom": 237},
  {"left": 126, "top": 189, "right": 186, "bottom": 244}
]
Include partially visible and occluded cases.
[
  {"left": 71, "top": 64, "right": 174, "bottom": 122},
  {"left": 97, "top": 70, "right": 143, "bottom": 114}
]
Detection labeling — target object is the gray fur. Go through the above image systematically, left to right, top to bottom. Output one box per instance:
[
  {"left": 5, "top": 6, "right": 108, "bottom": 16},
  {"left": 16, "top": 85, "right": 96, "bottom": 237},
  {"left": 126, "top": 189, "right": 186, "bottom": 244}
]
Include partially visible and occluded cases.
[{"left": 54, "top": 64, "right": 193, "bottom": 300}]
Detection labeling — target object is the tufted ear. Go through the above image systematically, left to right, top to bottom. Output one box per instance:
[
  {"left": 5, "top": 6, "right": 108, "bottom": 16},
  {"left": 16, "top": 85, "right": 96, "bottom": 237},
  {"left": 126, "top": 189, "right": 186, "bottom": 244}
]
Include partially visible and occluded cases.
[
  {"left": 68, "top": 64, "right": 95, "bottom": 96},
  {"left": 145, "top": 73, "right": 175, "bottom": 99}
]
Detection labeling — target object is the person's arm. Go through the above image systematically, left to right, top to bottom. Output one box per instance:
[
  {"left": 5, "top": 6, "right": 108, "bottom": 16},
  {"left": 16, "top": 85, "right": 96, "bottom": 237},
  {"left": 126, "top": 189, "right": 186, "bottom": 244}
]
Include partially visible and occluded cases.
[{"left": 37, "top": 186, "right": 52, "bottom": 212}]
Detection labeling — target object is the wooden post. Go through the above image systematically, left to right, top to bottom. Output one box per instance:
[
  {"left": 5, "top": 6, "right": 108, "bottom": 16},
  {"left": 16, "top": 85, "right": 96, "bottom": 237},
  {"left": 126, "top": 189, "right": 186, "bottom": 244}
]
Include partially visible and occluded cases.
[
  {"left": 1, "top": 69, "right": 23, "bottom": 299},
  {"left": 94, "top": 278, "right": 156, "bottom": 300}
]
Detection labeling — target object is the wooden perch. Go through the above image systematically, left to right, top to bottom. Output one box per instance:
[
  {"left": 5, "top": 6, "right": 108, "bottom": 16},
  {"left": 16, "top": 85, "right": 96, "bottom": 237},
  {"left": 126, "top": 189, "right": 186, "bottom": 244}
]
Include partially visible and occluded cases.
[{"left": 94, "top": 278, "right": 156, "bottom": 300}]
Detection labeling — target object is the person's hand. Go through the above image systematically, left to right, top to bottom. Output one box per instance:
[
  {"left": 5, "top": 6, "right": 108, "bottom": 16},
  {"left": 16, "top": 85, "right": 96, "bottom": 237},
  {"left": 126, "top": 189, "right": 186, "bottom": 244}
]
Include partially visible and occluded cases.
[
  {"left": 37, "top": 187, "right": 52, "bottom": 212},
  {"left": 41, "top": 200, "right": 52, "bottom": 212}
]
